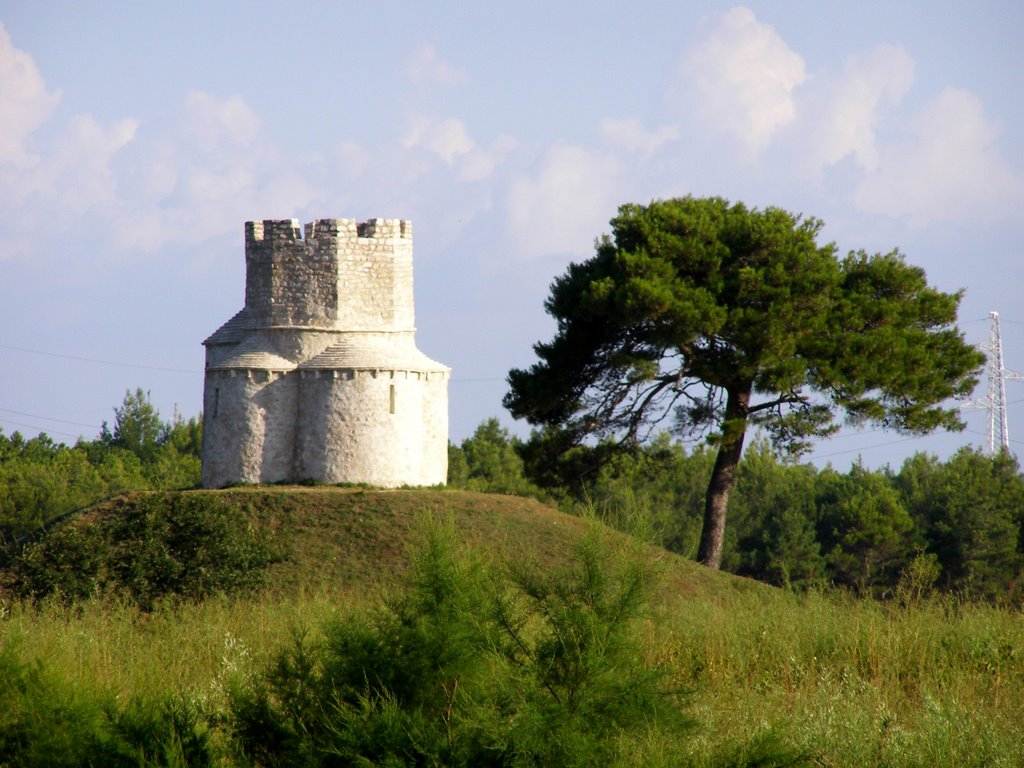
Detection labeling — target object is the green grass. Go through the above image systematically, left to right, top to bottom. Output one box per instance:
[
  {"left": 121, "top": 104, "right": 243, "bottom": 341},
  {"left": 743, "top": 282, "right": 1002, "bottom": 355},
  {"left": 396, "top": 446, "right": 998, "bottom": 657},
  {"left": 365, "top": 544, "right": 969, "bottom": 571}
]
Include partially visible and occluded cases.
[
  {"left": 2, "top": 487, "right": 1023, "bottom": 766},
  {"left": 658, "top": 589, "right": 1024, "bottom": 766}
]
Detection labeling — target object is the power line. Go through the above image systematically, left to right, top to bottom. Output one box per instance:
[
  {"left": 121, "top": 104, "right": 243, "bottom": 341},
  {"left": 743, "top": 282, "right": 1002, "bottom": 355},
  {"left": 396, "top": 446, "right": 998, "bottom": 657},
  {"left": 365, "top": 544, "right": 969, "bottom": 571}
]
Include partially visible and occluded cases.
[
  {"left": 0, "top": 343, "right": 202, "bottom": 374},
  {"left": 0, "top": 407, "right": 102, "bottom": 430},
  {"left": 0, "top": 418, "right": 86, "bottom": 441},
  {"left": 807, "top": 434, "right": 928, "bottom": 462}
]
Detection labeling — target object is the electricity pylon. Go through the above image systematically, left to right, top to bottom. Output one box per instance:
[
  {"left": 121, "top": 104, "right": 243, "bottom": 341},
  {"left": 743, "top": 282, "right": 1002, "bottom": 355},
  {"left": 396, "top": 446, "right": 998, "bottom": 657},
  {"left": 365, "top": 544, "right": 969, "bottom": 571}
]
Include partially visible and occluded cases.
[{"left": 970, "top": 311, "right": 1024, "bottom": 455}]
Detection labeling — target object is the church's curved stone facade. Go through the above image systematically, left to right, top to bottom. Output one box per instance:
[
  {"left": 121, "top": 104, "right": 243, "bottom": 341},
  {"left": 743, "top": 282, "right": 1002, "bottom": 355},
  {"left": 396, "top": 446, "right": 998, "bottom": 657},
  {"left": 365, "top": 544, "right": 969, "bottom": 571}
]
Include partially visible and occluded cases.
[{"left": 201, "top": 218, "right": 449, "bottom": 488}]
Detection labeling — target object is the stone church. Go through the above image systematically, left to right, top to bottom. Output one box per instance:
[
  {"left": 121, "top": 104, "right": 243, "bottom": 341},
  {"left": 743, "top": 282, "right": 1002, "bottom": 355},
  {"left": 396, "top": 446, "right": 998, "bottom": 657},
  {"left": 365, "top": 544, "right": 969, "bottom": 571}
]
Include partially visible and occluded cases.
[{"left": 201, "top": 218, "right": 449, "bottom": 488}]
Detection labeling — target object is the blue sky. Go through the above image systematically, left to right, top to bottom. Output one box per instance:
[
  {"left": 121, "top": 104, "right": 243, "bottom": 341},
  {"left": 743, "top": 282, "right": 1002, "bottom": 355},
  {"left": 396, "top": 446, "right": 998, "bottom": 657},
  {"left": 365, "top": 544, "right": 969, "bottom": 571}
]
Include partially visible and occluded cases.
[{"left": 1, "top": 1, "right": 1022, "bottom": 469}]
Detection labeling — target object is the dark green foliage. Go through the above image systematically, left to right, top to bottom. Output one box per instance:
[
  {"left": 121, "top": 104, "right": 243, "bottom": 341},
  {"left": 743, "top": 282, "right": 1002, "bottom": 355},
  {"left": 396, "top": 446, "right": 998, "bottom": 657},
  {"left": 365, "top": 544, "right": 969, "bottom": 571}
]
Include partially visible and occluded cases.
[
  {"left": 506, "top": 196, "right": 983, "bottom": 568},
  {"left": 101, "top": 387, "right": 166, "bottom": 462},
  {"left": 0, "top": 390, "right": 201, "bottom": 540},
  {"left": 447, "top": 418, "right": 544, "bottom": 498},
  {"left": 527, "top": 421, "right": 1024, "bottom": 601},
  {"left": 0, "top": 434, "right": 148, "bottom": 541},
  {"left": 569, "top": 434, "right": 711, "bottom": 556},
  {"left": 551, "top": 435, "right": 829, "bottom": 589},
  {"left": 726, "top": 441, "right": 824, "bottom": 587},
  {"left": 895, "top": 448, "right": 1024, "bottom": 601},
  {"left": 815, "top": 465, "right": 916, "bottom": 595},
  {"left": 6, "top": 493, "right": 280, "bottom": 608},
  {"left": 107, "top": 494, "right": 280, "bottom": 609},
  {"left": 751, "top": 505, "right": 826, "bottom": 590},
  {"left": 229, "top": 520, "right": 700, "bottom": 767},
  {"left": 231, "top": 520, "right": 496, "bottom": 766},
  {"left": 10, "top": 522, "right": 108, "bottom": 601},
  {"left": 490, "top": 534, "right": 686, "bottom": 767},
  {"left": 0, "top": 640, "right": 220, "bottom": 767},
  {"left": 101, "top": 698, "right": 220, "bottom": 767}
]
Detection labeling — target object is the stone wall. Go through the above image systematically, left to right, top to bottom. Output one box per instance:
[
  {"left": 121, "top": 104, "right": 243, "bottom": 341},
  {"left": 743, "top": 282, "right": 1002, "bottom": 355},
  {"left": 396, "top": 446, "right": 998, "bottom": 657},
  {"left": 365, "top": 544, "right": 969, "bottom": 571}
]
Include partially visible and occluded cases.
[
  {"left": 242, "top": 218, "right": 414, "bottom": 332},
  {"left": 202, "top": 368, "right": 298, "bottom": 487},
  {"left": 295, "top": 368, "right": 448, "bottom": 487}
]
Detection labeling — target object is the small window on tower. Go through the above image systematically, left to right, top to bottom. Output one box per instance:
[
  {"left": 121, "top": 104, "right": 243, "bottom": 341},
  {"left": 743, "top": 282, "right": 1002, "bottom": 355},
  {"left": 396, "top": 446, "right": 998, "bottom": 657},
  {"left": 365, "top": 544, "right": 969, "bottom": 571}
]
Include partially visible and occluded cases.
[{"left": 389, "top": 383, "right": 396, "bottom": 414}]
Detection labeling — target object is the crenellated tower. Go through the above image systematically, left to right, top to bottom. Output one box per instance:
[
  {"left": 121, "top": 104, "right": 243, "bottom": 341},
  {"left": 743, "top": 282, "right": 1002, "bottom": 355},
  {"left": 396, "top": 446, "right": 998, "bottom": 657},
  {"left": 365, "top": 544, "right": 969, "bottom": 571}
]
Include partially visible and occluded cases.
[{"left": 201, "top": 217, "right": 449, "bottom": 488}]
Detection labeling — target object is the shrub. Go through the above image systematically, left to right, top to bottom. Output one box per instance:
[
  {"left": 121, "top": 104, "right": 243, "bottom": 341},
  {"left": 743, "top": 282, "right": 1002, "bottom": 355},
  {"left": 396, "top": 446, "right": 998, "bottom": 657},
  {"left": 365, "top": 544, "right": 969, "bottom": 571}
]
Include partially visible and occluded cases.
[
  {"left": 4, "top": 493, "right": 280, "bottom": 608},
  {"left": 229, "top": 519, "right": 692, "bottom": 767},
  {"left": 10, "top": 522, "right": 108, "bottom": 601}
]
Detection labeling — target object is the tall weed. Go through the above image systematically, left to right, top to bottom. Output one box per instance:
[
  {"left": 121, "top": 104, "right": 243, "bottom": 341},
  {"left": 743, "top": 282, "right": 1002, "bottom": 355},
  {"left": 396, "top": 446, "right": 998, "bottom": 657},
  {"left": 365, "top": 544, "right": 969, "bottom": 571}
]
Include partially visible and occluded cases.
[{"left": 0, "top": 637, "right": 220, "bottom": 767}]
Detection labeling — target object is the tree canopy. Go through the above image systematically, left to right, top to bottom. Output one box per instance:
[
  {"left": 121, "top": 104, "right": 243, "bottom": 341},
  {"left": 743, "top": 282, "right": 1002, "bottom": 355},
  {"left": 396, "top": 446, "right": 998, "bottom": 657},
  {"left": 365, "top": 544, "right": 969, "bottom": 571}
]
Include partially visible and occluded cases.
[{"left": 504, "top": 196, "right": 984, "bottom": 568}]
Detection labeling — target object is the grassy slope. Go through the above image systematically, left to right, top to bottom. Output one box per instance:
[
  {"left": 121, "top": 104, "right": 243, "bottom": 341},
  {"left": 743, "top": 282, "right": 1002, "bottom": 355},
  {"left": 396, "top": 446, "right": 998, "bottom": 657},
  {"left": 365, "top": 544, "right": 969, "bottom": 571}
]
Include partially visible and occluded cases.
[{"left": 65, "top": 486, "right": 766, "bottom": 601}]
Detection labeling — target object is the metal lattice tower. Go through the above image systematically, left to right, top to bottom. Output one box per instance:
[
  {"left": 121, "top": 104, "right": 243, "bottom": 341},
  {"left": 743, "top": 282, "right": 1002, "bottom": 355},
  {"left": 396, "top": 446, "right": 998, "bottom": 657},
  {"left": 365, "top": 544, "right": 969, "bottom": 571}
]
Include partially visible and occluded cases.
[
  {"left": 971, "top": 311, "right": 1024, "bottom": 455},
  {"left": 982, "top": 311, "right": 1010, "bottom": 454}
]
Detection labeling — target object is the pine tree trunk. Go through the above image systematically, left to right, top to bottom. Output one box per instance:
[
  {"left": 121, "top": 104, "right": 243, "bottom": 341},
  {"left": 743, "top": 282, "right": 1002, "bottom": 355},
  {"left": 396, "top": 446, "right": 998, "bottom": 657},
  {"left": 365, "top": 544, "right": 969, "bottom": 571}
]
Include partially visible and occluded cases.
[{"left": 697, "top": 384, "right": 751, "bottom": 569}]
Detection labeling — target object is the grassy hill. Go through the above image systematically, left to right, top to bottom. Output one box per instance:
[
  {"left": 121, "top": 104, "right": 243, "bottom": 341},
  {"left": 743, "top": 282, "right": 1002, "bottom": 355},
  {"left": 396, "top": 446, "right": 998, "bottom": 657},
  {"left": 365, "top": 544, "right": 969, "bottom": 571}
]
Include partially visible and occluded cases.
[
  {"left": 190, "top": 485, "right": 767, "bottom": 599},
  {"left": 4, "top": 486, "right": 766, "bottom": 602},
  {"left": 2, "top": 487, "right": 1023, "bottom": 766}
]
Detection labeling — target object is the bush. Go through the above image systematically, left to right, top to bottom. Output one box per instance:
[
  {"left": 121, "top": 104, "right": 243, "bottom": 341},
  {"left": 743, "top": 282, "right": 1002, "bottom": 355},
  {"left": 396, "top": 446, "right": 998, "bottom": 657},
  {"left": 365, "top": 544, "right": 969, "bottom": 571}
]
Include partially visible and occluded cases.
[
  {"left": 5, "top": 493, "right": 280, "bottom": 608},
  {"left": 229, "top": 519, "right": 692, "bottom": 767},
  {"left": 8, "top": 522, "right": 108, "bottom": 601},
  {"left": 489, "top": 530, "right": 689, "bottom": 766}
]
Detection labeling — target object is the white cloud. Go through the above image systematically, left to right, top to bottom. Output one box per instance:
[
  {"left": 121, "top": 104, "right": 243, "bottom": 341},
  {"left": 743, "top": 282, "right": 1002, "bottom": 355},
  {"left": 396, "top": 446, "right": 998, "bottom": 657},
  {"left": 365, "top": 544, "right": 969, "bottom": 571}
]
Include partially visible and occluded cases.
[
  {"left": 685, "top": 6, "right": 806, "bottom": 153},
  {"left": 0, "top": 22, "right": 61, "bottom": 166},
  {"left": 0, "top": 27, "right": 138, "bottom": 259},
  {"left": 406, "top": 43, "right": 468, "bottom": 87},
  {"left": 809, "top": 44, "right": 915, "bottom": 171},
  {"left": 0, "top": 77, "right": 323, "bottom": 258},
  {"left": 853, "top": 88, "right": 1024, "bottom": 225},
  {"left": 182, "top": 90, "right": 260, "bottom": 152},
  {"left": 120, "top": 91, "right": 326, "bottom": 251},
  {"left": 44, "top": 115, "right": 138, "bottom": 214},
  {"left": 401, "top": 115, "right": 514, "bottom": 181},
  {"left": 403, "top": 116, "right": 474, "bottom": 163},
  {"left": 599, "top": 117, "right": 679, "bottom": 155},
  {"left": 334, "top": 140, "right": 372, "bottom": 177},
  {"left": 506, "top": 145, "right": 620, "bottom": 258}
]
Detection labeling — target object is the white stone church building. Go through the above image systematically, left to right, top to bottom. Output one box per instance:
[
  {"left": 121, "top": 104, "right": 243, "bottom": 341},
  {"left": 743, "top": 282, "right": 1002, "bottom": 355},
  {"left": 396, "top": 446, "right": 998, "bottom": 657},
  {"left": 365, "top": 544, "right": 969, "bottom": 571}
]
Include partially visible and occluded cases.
[{"left": 201, "top": 218, "right": 449, "bottom": 488}]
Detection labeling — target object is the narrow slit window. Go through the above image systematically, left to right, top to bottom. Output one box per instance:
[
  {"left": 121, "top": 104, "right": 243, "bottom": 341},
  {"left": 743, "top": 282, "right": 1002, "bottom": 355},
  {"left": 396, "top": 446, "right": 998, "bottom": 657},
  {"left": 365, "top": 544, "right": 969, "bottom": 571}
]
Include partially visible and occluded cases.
[
  {"left": 389, "top": 383, "right": 396, "bottom": 414},
  {"left": 213, "top": 387, "right": 220, "bottom": 418}
]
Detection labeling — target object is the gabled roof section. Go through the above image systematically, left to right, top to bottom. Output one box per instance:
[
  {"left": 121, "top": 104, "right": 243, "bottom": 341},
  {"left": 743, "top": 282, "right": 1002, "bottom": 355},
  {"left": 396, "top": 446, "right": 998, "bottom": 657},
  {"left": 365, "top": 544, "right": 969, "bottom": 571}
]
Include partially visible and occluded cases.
[
  {"left": 203, "top": 309, "right": 249, "bottom": 346},
  {"left": 207, "top": 336, "right": 296, "bottom": 372},
  {"left": 298, "top": 337, "right": 448, "bottom": 373}
]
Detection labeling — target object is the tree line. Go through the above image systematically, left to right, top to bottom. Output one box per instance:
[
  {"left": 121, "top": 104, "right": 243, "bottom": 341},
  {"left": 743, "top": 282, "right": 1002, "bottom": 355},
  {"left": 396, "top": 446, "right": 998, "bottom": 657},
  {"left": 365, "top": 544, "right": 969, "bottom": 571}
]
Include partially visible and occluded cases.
[
  {"left": 0, "top": 388, "right": 201, "bottom": 543},
  {"left": 449, "top": 418, "right": 1024, "bottom": 602}
]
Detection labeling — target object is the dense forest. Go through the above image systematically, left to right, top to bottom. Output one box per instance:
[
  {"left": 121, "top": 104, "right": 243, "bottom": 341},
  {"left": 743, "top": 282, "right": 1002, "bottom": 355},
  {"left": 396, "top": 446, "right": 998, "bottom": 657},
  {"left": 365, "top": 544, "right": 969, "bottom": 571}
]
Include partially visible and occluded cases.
[{"left": 3, "top": 391, "right": 1023, "bottom": 602}]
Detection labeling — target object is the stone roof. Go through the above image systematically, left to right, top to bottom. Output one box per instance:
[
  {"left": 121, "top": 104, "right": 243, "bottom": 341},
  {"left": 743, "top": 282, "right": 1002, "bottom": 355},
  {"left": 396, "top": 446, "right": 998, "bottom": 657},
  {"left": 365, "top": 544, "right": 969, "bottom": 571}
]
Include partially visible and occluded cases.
[
  {"left": 203, "top": 310, "right": 249, "bottom": 345},
  {"left": 207, "top": 337, "right": 296, "bottom": 371},
  {"left": 298, "top": 337, "right": 448, "bottom": 373}
]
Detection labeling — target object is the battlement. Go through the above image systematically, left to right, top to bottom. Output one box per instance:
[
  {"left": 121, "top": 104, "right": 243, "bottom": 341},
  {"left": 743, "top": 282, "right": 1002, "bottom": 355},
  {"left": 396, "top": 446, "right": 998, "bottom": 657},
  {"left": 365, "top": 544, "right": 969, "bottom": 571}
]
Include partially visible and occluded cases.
[
  {"left": 242, "top": 215, "right": 416, "bottom": 332},
  {"left": 246, "top": 218, "right": 412, "bottom": 244},
  {"left": 246, "top": 219, "right": 302, "bottom": 242}
]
